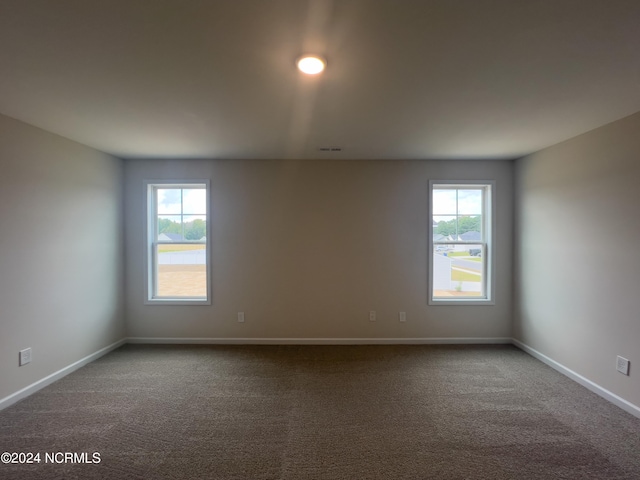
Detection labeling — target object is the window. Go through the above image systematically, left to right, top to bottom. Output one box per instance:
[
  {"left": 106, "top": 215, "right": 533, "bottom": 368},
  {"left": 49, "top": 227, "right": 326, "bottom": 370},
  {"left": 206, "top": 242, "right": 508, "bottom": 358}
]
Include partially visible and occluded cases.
[
  {"left": 145, "top": 181, "right": 210, "bottom": 304},
  {"left": 429, "top": 181, "right": 493, "bottom": 304}
]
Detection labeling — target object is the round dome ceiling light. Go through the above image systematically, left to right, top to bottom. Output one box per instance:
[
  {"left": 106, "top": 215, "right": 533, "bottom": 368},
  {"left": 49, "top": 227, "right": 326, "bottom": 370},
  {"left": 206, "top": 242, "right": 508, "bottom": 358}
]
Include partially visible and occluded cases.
[{"left": 296, "top": 55, "right": 326, "bottom": 75}]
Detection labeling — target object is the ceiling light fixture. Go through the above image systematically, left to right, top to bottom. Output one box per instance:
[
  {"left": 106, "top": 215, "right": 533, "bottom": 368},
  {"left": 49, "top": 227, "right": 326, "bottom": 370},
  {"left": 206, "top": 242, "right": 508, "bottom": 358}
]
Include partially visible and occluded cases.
[{"left": 296, "top": 55, "right": 326, "bottom": 75}]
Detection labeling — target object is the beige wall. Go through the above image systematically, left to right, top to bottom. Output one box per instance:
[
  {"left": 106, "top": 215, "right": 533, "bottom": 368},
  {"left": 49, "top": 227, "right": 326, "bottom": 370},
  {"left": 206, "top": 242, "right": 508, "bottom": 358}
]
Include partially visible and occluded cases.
[
  {"left": 514, "top": 112, "right": 640, "bottom": 408},
  {"left": 0, "top": 115, "right": 125, "bottom": 401},
  {"left": 124, "top": 159, "right": 513, "bottom": 339}
]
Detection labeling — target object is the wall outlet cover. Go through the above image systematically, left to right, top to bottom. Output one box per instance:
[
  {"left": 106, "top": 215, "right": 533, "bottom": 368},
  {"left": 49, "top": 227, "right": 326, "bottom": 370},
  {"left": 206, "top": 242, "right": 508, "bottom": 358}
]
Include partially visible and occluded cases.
[
  {"left": 19, "top": 348, "right": 32, "bottom": 366},
  {"left": 616, "top": 356, "right": 630, "bottom": 376}
]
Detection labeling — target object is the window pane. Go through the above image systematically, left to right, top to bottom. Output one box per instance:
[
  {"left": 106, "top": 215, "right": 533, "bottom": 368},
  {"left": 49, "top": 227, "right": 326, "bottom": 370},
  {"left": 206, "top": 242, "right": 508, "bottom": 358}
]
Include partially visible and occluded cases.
[
  {"left": 157, "top": 189, "right": 182, "bottom": 214},
  {"left": 183, "top": 189, "right": 206, "bottom": 214},
  {"left": 433, "top": 189, "right": 457, "bottom": 215},
  {"left": 457, "top": 189, "right": 482, "bottom": 215},
  {"left": 157, "top": 215, "right": 182, "bottom": 241},
  {"left": 183, "top": 215, "right": 207, "bottom": 241},
  {"left": 433, "top": 215, "right": 456, "bottom": 238},
  {"left": 458, "top": 216, "right": 482, "bottom": 241},
  {"left": 156, "top": 243, "right": 207, "bottom": 297},
  {"left": 432, "top": 244, "right": 484, "bottom": 298}
]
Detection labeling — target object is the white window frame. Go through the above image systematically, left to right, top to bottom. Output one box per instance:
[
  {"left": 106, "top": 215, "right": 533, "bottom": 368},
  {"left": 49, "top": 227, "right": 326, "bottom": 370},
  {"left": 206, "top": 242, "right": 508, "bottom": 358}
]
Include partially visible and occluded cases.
[
  {"left": 144, "top": 179, "right": 211, "bottom": 305},
  {"left": 428, "top": 180, "right": 495, "bottom": 306}
]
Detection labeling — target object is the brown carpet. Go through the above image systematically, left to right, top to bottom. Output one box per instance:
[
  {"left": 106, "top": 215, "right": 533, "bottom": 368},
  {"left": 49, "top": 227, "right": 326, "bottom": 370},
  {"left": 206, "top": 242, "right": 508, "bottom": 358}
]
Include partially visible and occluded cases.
[{"left": 1, "top": 344, "right": 639, "bottom": 479}]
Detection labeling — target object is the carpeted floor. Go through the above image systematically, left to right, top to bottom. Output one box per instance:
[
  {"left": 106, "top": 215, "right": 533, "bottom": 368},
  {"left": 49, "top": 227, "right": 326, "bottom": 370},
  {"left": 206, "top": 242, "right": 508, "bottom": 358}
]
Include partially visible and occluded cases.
[{"left": 1, "top": 344, "right": 639, "bottom": 479}]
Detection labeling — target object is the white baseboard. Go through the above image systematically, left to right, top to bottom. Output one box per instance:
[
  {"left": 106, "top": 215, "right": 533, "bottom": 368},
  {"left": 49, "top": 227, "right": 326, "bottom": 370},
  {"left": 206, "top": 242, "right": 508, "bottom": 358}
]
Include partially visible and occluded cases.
[
  {"left": 126, "top": 337, "right": 513, "bottom": 345},
  {"left": 0, "top": 338, "right": 127, "bottom": 411},
  {"left": 512, "top": 339, "right": 640, "bottom": 420}
]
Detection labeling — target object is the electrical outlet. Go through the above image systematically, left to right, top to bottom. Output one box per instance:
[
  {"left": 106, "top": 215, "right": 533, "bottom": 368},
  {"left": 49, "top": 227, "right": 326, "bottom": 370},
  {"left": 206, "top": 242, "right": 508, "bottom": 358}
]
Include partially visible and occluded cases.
[
  {"left": 369, "top": 310, "right": 376, "bottom": 322},
  {"left": 399, "top": 311, "right": 406, "bottom": 322},
  {"left": 237, "top": 312, "right": 245, "bottom": 323},
  {"left": 19, "top": 348, "right": 32, "bottom": 366},
  {"left": 616, "top": 356, "right": 630, "bottom": 376}
]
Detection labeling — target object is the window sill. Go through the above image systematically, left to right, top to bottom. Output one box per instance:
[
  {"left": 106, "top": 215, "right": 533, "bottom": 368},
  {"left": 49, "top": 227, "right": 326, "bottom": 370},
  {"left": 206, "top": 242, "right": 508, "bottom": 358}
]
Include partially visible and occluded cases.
[
  {"left": 145, "top": 298, "right": 211, "bottom": 306},
  {"left": 429, "top": 299, "right": 494, "bottom": 306}
]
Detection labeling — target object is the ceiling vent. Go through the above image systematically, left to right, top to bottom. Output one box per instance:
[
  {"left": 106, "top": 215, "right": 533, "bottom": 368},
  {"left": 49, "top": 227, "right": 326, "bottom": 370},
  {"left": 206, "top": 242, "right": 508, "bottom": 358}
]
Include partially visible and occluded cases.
[{"left": 318, "top": 146, "right": 343, "bottom": 152}]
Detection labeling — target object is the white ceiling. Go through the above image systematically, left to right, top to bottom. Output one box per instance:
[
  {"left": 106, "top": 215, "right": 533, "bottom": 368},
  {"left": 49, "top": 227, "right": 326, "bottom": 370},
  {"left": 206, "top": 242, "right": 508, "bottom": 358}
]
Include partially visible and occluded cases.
[{"left": 1, "top": 0, "right": 639, "bottom": 160}]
